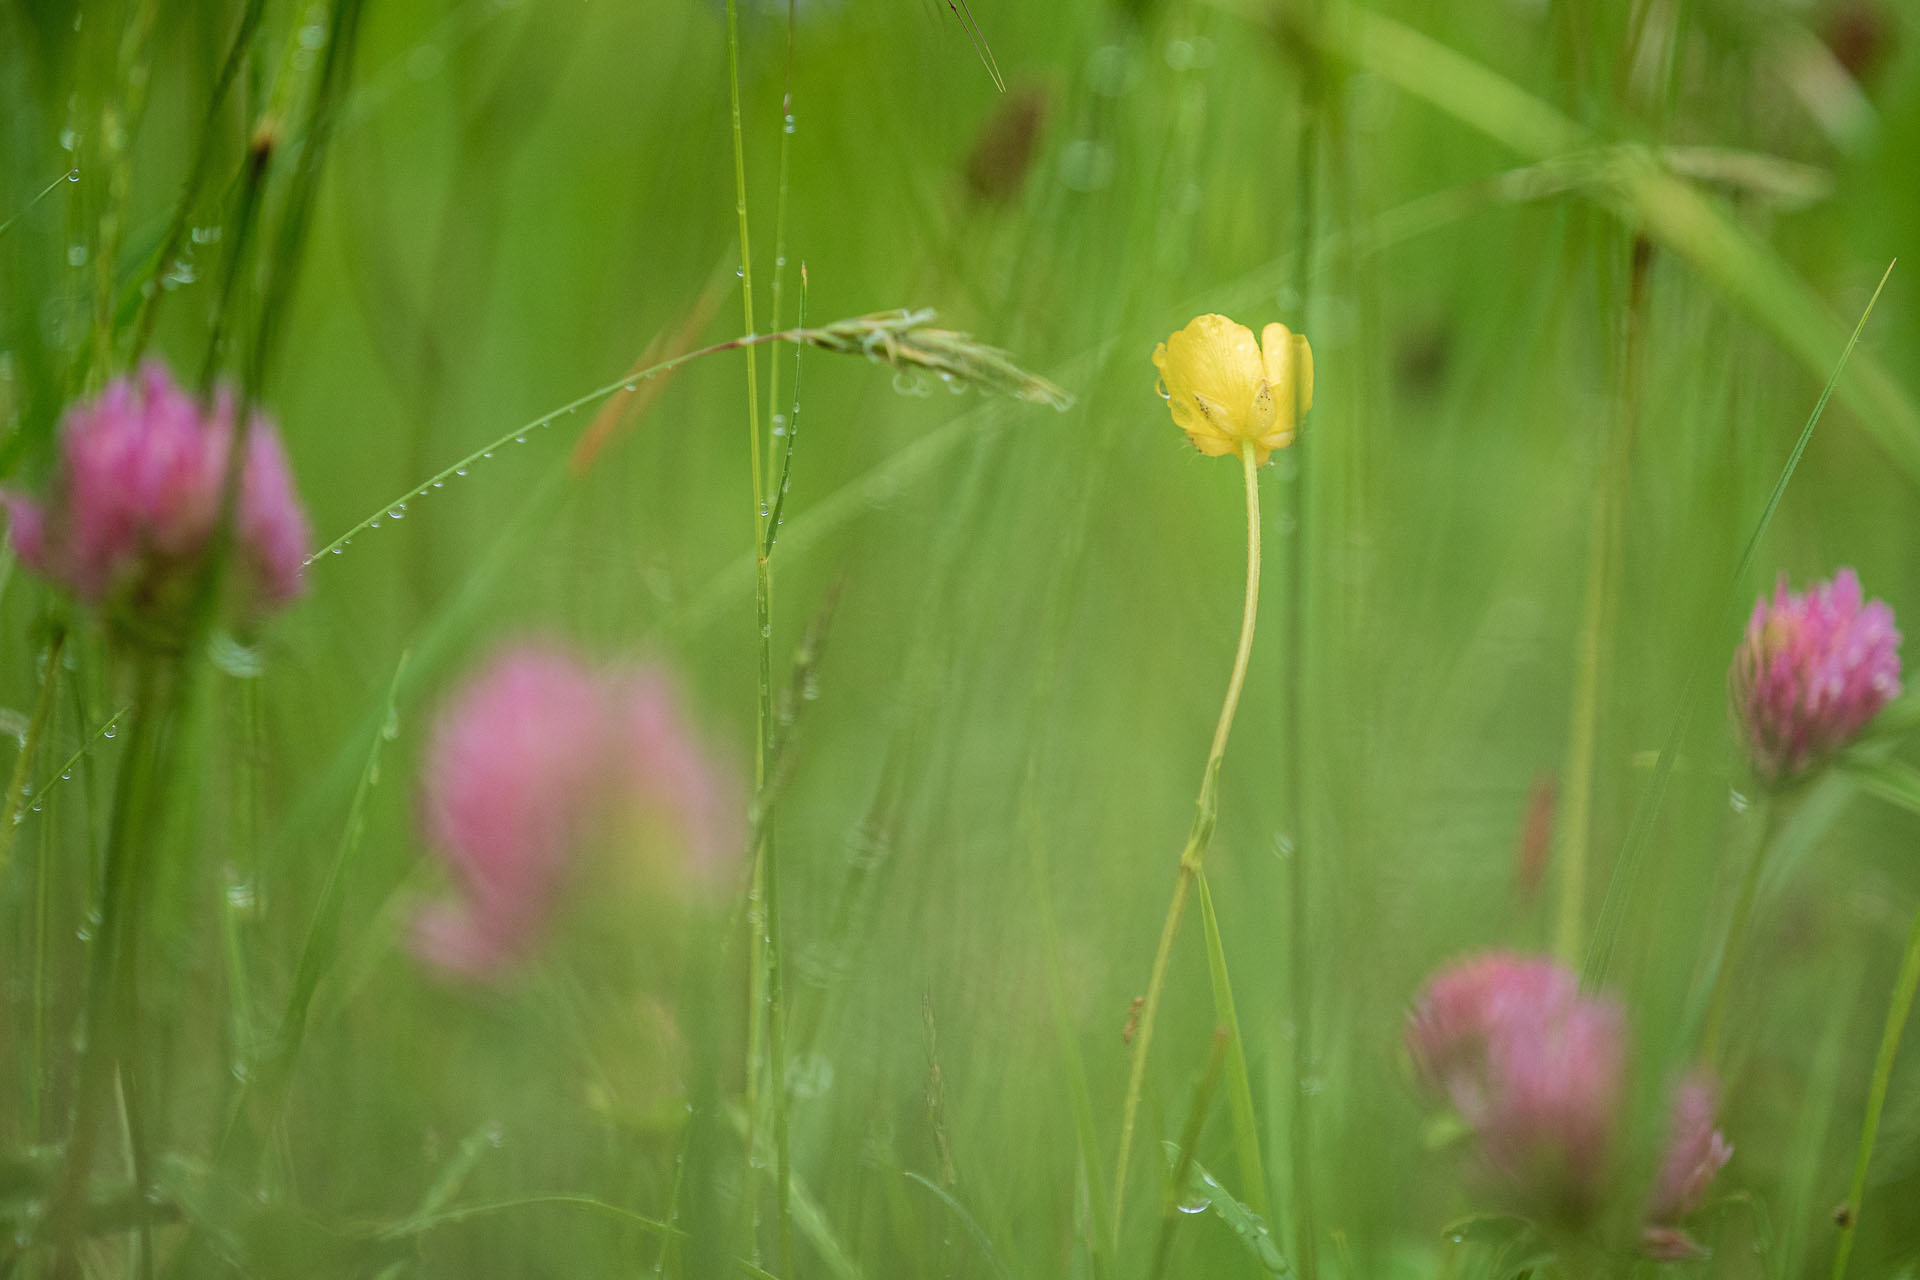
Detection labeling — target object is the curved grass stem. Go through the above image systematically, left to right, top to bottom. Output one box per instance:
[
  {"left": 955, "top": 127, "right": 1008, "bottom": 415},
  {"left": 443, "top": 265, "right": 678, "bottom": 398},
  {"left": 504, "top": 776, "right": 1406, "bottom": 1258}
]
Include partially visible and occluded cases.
[{"left": 1111, "top": 440, "right": 1263, "bottom": 1245}]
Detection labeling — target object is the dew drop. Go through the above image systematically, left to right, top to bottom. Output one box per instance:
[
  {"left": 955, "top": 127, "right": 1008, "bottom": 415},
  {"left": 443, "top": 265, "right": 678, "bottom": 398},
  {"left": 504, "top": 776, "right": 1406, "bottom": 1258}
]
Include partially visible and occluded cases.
[
  {"left": 64, "top": 168, "right": 79, "bottom": 182},
  {"left": 514, "top": 434, "right": 527, "bottom": 444},
  {"left": 455, "top": 467, "right": 469, "bottom": 476},
  {"left": 388, "top": 506, "right": 405, "bottom": 520},
  {"left": 368, "top": 518, "right": 381, "bottom": 529},
  {"left": 330, "top": 547, "right": 342, "bottom": 555}
]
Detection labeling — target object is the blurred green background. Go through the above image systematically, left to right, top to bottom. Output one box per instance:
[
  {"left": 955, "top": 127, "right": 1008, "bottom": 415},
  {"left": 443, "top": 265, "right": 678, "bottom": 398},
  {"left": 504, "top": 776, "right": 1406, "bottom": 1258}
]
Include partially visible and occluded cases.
[{"left": 3, "top": 0, "right": 1920, "bottom": 1275}]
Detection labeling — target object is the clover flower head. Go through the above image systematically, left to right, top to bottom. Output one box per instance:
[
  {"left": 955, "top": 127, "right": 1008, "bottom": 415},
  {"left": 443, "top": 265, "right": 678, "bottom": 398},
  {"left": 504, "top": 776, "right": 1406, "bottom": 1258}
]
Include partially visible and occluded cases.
[
  {"left": 1152, "top": 314, "right": 1312, "bottom": 465},
  {"left": 1, "top": 362, "right": 310, "bottom": 631},
  {"left": 1730, "top": 568, "right": 1900, "bottom": 785},
  {"left": 414, "top": 645, "right": 744, "bottom": 980},
  {"left": 414, "top": 645, "right": 617, "bottom": 978},
  {"left": 1406, "top": 951, "right": 1626, "bottom": 1223},
  {"left": 1641, "top": 1072, "right": 1732, "bottom": 1259}
]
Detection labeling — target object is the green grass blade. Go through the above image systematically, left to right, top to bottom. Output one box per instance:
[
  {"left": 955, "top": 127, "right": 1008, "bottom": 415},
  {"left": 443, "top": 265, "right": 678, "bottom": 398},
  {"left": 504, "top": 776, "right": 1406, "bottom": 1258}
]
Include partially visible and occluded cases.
[{"left": 1196, "top": 872, "right": 1271, "bottom": 1222}]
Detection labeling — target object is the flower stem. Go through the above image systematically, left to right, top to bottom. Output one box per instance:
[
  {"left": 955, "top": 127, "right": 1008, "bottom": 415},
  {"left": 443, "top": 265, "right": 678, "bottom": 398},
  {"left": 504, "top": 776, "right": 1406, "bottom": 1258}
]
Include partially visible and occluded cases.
[
  {"left": 1111, "top": 439, "right": 1263, "bottom": 1243},
  {"left": 45, "top": 657, "right": 169, "bottom": 1278},
  {"left": 1699, "top": 798, "right": 1777, "bottom": 1066},
  {"left": 1830, "top": 897, "right": 1920, "bottom": 1280}
]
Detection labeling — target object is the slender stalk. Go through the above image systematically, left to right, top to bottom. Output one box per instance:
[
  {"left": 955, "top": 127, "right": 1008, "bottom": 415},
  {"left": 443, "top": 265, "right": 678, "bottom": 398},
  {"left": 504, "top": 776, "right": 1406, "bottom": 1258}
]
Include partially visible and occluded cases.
[
  {"left": 762, "top": 0, "right": 798, "bottom": 491},
  {"left": 723, "top": 3, "right": 795, "bottom": 1272},
  {"left": 1284, "top": 63, "right": 1324, "bottom": 1280},
  {"left": 1552, "top": 234, "right": 1648, "bottom": 964},
  {"left": 1112, "top": 440, "right": 1264, "bottom": 1243},
  {"left": 45, "top": 658, "right": 170, "bottom": 1278},
  {"left": 1699, "top": 799, "right": 1778, "bottom": 1065},
  {"left": 1831, "top": 899, "right": 1920, "bottom": 1280}
]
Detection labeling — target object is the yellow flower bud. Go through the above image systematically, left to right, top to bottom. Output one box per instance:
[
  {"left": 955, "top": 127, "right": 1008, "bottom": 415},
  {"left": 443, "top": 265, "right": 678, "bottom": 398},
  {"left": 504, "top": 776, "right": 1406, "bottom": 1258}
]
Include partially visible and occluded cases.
[{"left": 1151, "top": 314, "right": 1313, "bottom": 465}]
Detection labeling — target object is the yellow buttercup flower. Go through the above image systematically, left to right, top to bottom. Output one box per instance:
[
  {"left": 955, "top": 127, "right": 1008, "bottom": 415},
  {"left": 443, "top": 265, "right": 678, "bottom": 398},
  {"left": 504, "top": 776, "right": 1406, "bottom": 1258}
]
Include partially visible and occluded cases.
[{"left": 1151, "top": 314, "right": 1313, "bottom": 465}]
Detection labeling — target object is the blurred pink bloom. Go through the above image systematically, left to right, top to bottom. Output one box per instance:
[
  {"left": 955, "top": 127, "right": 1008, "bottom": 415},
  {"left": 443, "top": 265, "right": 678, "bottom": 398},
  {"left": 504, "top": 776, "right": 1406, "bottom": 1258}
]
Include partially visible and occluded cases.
[
  {"left": 1, "top": 362, "right": 310, "bottom": 623},
  {"left": 1730, "top": 568, "right": 1900, "bottom": 785},
  {"left": 415, "top": 645, "right": 744, "bottom": 979},
  {"left": 415, "top": 646, "right": 616, "bottom": 977},
  {"left": 612, "top": 666, "right": 746, "bottom": 886},
  {"left": 1406, "top": 951, "right": 1626, "bottom": 1221},
  {"left": 1641, "top": 1072, "right": 1732, "bottom": 1258}
]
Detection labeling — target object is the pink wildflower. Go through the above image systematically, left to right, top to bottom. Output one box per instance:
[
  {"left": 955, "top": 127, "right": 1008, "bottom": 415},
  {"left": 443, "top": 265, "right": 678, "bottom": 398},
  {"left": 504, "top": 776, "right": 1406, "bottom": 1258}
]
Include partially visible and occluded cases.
[
  {"left": 1, "top": 363, "right": 310, "bottom": 626},
  {"left": 1730, "top": 569, "right": 1901, "bottom": 785},
  {"left": 414, "top": 645, "right": 745, "bottom": 979},
  {"left": 414, "top": 646, "right": 616, "bottom": 978},
  {"left": 612, "top": 666, "right": 746, "bottom": 887},
  {"left": 1406, "top": 952, "right": 1626, "bottom": 1223},
  {"left": 1641, "top": 1072, "right": 1732, "bottom": 1259}
]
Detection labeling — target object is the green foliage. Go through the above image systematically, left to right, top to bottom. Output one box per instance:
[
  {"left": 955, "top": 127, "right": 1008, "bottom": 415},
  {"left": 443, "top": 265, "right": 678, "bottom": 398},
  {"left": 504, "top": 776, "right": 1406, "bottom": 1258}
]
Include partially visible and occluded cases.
[{"left": 2, "top": 0, "right": 1919, "bottom": 1276}]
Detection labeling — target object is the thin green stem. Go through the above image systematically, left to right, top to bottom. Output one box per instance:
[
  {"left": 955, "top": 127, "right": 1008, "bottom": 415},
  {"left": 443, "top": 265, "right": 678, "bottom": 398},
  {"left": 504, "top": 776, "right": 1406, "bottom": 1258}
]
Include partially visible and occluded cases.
[
  {"left": 762, "top": 0, "right": 798, "bottom": 494},
  {"left": 724, "top": 3, "right": 793, "bottom": 1272},
  {"left": 1284, "top": 69, "right": 1324, "bottom": 1280},
  {"left": 1553, "top": 233, "right": 1647, "bottom": 965},
  {"left": 1112, "top": 440, "right": 1264, "bottom": 1244},
  {"left": 45, "top": 658, "right": 170, "bottom": 1278},
  {"left": 1699, "top": 799, "right": 1778, "bottom": 1066},
  {"left": 1831, "top": 899, "right": 1920, "bottom": 1280}
]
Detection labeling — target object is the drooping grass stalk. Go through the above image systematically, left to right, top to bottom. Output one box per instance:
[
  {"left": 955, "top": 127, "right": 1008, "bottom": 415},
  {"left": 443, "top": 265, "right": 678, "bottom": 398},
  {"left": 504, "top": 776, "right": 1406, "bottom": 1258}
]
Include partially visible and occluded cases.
[
  {"left": 723, "top": 2, "right": 795, "bottom": 1272},
  {"left": 0, "top": 166, "right": 80, "bottom": 240},
  {"left": 1112, "top": 439, "right": 1264, "bottom": 1243},
  {"left": 44, "top": 656, "right": 172, "bottom": 1278},
  {"left": 1698, "top": 798, "right": 1779, "bottom": 1066},
  {"left": 1831, "top": 898, "right": 1920, "bottom": 1280}
]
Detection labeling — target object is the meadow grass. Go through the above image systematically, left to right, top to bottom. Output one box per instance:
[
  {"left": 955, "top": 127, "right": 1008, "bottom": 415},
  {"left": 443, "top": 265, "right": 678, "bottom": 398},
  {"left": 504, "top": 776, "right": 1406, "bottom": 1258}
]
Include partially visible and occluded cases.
[{"left": 2, "top": 1, "right": 1920, "bottom": 1276}]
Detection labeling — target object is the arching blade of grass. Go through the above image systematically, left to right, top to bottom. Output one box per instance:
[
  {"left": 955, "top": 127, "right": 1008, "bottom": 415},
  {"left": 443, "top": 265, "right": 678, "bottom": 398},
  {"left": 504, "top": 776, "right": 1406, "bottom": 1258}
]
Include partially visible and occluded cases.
[
  {"left": 1327, "top": 7, "right": 1920, "bottom": 488},
  {"left": 1585, "top": 261, "right": 1894, "bottom": 985},
  {"left": 1196, "top": 873, "right": 1270, "bottom": 1223}
]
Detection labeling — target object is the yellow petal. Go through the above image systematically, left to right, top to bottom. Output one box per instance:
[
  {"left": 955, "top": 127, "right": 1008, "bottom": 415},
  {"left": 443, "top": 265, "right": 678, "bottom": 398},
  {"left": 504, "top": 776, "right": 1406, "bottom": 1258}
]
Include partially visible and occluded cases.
[{"left": 1159, "top": 315, "right": 1264, "bottom": 439}]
